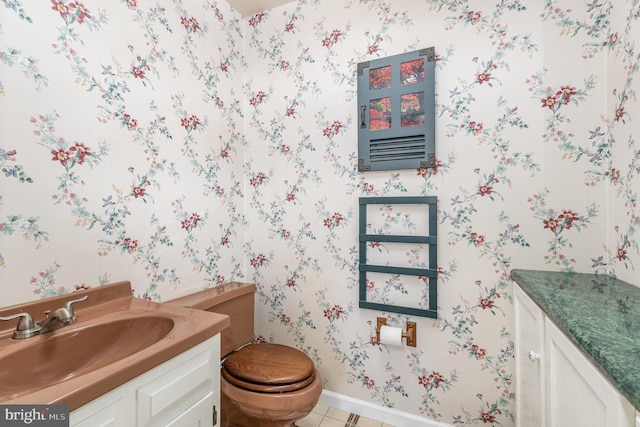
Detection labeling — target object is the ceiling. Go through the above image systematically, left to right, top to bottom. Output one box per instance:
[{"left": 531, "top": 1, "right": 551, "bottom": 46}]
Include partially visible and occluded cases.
[{"left": 225, "top": 0, "right": 296, "bottom": 17}]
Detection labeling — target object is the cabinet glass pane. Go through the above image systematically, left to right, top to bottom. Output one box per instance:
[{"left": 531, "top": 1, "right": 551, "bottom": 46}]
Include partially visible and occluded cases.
[
  {"left": 401, "top": 59, "right": 424, "bottom": 85},
  {"left": 369, "top": 66, "right": 391, "bottom": 90},
  {"left": 401, "top": 92, "right": 424, "bottom": 127},
  {"left": 370, "top": 97, "right": 391, "bottom": 131}
]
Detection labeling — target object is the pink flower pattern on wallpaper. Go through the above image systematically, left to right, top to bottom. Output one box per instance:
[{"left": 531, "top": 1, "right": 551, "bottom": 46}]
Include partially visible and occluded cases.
[
  {"left": 2, "top": 0, "right": 640, "bottom": 426},
  {"left": 51, "top": 0, "right": 91, "bottom": 23}
]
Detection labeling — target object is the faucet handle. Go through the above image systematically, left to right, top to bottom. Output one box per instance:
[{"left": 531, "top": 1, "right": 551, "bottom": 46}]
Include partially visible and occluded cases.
[
  {"left": 63, "top": 295, "right": 88, "bottom": 316},
  {"left": 0, "top": 312, "right": 42, "bottom": 339},
  {"left": 0, "top": 312, "right": 35, "bottom": 330}
]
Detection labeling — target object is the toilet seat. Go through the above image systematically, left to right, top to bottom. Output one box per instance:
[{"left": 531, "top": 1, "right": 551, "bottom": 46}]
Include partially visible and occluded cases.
[{"left": 222, "top": 343, "right": 316, "bottom": 393}]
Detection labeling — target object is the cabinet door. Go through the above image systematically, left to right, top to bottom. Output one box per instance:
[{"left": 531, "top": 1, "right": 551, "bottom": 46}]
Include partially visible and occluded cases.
[
  {"left": 357, "top": 48, "right": 436, "bottom": 171},
  {"left": 514, "top": 286, "right": 545, "bottom": 427},
  {"left": 545, "top": 318, "right": 634, "bottom": 427},
  {"left": 138, "top": 335, "right": 219, "bottom": 426},
  {"left": 70, "top": 336, "right": 220, "bottom": 427},
  {"left": 70, "top": 391, "right": 134, "bottom": 427},
  {"left": 163, "top": 391, "right": 214, "bottom": 427}
]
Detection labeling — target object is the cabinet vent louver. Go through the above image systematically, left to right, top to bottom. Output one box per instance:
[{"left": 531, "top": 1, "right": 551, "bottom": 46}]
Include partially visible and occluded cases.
[{"left": 370, "top": 135, "right": 426, "bottom": 162}]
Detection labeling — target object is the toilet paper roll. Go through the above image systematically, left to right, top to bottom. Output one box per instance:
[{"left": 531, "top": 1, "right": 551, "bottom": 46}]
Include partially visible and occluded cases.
[{"left": 379, "top": 325, "right": 403, "bottom": 346}]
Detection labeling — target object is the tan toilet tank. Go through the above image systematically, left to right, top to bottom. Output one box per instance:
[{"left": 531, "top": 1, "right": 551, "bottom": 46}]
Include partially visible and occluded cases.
[{"left": 168, "top": 282, "right": 256, "bottom": 358}]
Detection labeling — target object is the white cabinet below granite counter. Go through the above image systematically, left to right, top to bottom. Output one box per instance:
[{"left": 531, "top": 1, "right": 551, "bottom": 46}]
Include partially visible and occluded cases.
[{"left": 514, "top": 285, "right": 636, "bottom": 427}]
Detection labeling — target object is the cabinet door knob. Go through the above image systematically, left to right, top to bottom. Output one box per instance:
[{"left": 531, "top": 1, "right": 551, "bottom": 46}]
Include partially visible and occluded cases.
[{"left": 528, "top": 350, "right": 540, "bottom": 362}]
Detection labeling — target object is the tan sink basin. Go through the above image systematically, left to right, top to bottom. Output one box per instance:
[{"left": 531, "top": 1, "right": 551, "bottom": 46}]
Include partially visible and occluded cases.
[
  {"left": 0, "top": 281, "right": 230, "bottom": 410},
  {"left": 0, "top": 316, "right": 174, "bottom": 399}
]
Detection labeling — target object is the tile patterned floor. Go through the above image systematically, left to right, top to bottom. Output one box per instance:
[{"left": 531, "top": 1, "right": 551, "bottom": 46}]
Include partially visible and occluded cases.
[{"left": 296, "top": 403, "right": 396, "bottom": 427}]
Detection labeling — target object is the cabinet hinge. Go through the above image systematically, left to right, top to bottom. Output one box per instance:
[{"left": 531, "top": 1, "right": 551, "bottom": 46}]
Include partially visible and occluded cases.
[
  {"left": 419, "top": 47, "right": 435, "bottom": 62},
  {"left": 357, "top": 61, "right": 370, "bottom": 76},
  {"left": 212, "top": 404, "right": 218, "bottom": 426}
]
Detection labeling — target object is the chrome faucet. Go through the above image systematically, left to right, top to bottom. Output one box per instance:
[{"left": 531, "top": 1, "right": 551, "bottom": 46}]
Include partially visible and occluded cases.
[{"left": 0, "top": 295, "right": 88, "bottom": 339}]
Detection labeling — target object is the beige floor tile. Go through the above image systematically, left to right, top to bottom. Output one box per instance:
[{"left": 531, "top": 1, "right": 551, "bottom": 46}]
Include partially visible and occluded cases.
[
  {"left": 311, "top": 402, "right": 330, "bottom": 416},
  {"left": 303, "top": 403, "right": 398, "bottom": 427},
  {"left": 325, "top": 407, "right": 350, "bottom": 421},
  {"left": 296, "top": 411, "right": 324, "bottom": 427},
  {"left": 353, "top": 416, "right": 383, "bottom": 427},
  {"left": 318, "top": 417, "right": 349, "bottom": 427}
]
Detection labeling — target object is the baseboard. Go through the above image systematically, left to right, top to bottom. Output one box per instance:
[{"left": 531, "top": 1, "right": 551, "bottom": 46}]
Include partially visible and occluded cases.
[{"left": 319, "top": 390, "right": 453, "bottom": 427}]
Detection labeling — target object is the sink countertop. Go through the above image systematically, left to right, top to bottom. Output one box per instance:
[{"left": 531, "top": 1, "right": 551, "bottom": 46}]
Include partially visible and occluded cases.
[
  {"left": 511, "top": 269, "right": 640, "bottom": 412},
  {"left": 0, "top": 281, "right": 230, "bottom": 410}
]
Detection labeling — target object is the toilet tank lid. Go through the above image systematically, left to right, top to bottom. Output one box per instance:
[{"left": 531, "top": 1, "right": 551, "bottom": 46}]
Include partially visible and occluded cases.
[{"left": 167, "top": 282, "right": 256, "bottom": 310}]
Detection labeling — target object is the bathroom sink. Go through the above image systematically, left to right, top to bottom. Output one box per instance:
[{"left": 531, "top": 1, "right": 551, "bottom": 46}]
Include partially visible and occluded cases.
[
  {"left": 0, "top": 280, "right": 230, "bottom": 409},
  {"left": 0, "top": 316, "right": 174, "bottom": 400}
]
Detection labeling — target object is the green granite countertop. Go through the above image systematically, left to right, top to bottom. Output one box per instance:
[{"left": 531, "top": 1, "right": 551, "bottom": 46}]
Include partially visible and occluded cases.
[{"left": 511, "top": 269, "right": 640, "bottom": 412}]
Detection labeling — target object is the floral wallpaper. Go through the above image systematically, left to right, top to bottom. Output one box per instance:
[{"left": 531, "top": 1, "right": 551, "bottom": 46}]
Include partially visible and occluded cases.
[
  {"left": 1, "top": 0, "right": 639, "bottom": 426},
  {"left": 1, "top": 0, "right": 246, "bottom": 301}
]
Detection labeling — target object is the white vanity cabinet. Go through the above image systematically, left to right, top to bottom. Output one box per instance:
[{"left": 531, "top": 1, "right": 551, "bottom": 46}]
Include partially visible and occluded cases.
[
  {"left": 514, "top": 284, "right": 545, "bottom": 426},
  {"left": 514, "top": 285, "right": 636, "bottom": 427},
  {"left": 70, "top": 335, "right": 220, "bottom": 427}
]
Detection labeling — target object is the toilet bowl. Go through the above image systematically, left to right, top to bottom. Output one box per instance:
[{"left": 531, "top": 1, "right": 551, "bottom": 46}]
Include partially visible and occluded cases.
[{"left": 169, "top": 282, "right": 322, "bottom": 427}]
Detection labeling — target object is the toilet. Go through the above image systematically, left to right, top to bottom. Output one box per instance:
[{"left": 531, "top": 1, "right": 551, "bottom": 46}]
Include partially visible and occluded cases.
[{"left": 169, "top": 282, "right": 322, "bottom": 427}]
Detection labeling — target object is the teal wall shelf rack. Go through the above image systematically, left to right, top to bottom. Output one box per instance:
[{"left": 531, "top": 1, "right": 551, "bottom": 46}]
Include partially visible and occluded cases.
[{"left": 358, "top": 196, "right": 438, "bottom": 318}]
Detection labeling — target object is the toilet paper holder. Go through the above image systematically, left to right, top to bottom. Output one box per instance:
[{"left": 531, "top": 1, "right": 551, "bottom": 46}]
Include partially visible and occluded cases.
[{"left": 376, "top": 317, "right": 417, "bottom": 347}]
